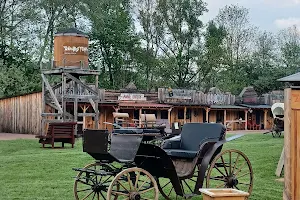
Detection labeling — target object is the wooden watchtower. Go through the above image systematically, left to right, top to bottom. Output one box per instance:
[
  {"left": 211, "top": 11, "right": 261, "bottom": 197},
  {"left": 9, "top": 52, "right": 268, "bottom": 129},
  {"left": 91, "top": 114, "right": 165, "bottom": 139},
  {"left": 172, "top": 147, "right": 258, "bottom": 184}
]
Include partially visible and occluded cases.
[{"left": 41, "top": 28, "right": 100, "bottom": 135}]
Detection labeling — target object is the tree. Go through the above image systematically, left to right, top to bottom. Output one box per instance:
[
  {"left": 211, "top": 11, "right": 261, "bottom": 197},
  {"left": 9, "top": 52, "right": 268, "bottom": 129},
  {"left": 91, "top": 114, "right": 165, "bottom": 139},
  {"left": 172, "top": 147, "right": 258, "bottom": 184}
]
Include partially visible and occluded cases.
[
  {"left": 36, "top": 0, "right": 82, "bottom": 67},
  {"left": 84, "top": 0, "right": 139, "bottom": 89},
  {"left": 134, "top": 0, "right": 162, "bottom": 91},
  {"left": 155, "top": 0, "right": 208, "bottom": 88},
  {"left": 214, "top": 4, "right": 256, "bottom": 94},
  {"left": 197, "top": 20, "right": 226, "bottom": 91},
  {"left": 279, "top": 25, "right": 300, "bottom": 75}
]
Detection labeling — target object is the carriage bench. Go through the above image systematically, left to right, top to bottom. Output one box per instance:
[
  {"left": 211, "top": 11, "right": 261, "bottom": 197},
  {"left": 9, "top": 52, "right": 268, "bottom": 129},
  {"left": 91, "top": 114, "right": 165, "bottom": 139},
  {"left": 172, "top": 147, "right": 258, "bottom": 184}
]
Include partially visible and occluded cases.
[{"left": 36, "top": 122, "right": 77, "bottom": 148}]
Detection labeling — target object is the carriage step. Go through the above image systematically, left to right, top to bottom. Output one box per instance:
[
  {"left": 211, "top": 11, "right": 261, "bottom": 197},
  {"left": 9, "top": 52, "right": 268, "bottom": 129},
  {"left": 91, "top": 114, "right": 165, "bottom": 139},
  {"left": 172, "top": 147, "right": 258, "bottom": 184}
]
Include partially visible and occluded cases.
[{"left": 72, "top": 168, "right": 114, "bottom": 176}]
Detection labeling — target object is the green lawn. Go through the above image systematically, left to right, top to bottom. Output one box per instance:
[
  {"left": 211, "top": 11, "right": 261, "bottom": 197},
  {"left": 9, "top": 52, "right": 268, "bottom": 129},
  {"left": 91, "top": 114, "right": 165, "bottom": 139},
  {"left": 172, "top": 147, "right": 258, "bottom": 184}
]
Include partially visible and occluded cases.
[{"left": 0, "top": 134, "right": 283, "bottom": 200}]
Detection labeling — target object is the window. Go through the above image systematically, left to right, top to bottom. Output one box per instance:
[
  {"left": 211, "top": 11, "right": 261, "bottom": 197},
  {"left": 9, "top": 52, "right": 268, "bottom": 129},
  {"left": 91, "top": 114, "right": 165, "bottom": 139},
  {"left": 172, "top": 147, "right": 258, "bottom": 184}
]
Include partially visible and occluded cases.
[
  {"left": 177, "top": 108, "right": 191, "bottom": 119},
  {"left": 186, "top": 108, "right": 191, "bottom": 119},
  {"left": 178, "top": 109, "right": 184, "bottom": 119},
  {"left": 161, "top": 110, "right": 168, "bottom": 119},
  {"left": 238, "top": 111, "right": 245, "bottom": 120}
]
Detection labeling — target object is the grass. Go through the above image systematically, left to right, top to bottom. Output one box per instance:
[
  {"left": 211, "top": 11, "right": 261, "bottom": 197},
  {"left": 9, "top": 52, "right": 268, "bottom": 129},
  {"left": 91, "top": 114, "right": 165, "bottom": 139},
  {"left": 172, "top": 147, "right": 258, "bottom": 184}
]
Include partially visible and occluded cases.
[{"left": 0, "top": 134, "right": 284, "bottom": 200}]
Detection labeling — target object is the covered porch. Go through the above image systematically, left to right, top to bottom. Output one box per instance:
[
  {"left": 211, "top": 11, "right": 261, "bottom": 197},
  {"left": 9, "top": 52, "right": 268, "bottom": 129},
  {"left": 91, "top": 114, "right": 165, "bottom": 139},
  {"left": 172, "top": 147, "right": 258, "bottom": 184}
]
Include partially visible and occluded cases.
[
  {"left": 239, "top": 104, "right": 272, "bottom": 130},
  {"left": 209, "top": 105, "right": 248, "bottom": 130}
]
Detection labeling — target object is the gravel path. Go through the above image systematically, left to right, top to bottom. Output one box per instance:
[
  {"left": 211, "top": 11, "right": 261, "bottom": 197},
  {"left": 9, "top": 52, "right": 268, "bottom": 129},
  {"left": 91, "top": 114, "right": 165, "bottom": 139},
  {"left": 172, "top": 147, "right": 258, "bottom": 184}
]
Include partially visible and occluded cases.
[{"left": 0, "top": 133, "right": 36, "bottom": 140}]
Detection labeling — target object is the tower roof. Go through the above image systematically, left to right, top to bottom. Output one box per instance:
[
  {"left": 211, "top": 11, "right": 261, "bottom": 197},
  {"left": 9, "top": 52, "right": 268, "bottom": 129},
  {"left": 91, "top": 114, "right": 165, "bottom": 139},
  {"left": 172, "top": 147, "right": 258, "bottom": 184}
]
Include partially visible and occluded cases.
[{"left": 55, "top": 28, "right": 88, "bottom": 38}]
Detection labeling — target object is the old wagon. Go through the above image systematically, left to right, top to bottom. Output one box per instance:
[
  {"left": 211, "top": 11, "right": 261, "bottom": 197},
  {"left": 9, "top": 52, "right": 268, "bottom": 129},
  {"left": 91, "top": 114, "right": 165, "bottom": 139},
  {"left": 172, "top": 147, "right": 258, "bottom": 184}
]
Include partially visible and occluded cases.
[
  {"left": 270, "top": 103, "right": 284, "bottom": 137},
  {"left": 73, "top": 123, "right": 253, "bottom": 199}
]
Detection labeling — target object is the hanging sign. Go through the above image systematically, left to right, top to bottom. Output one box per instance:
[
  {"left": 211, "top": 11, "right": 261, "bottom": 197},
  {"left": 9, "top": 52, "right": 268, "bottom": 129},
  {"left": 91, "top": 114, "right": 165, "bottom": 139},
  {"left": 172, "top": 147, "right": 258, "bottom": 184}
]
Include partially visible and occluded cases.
[
  {"left": 165, "top": 89, "right": 194, "bottom": 100},
  {"left": 118, "top": 93, "right": 147, "bottom": 101}
]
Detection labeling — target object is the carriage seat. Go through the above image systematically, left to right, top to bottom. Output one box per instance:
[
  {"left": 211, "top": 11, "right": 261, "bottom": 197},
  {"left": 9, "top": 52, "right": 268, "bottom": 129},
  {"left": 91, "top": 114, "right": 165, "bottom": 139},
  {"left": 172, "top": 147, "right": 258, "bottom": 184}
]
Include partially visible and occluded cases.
[{"left": 162, "top": 123, "right": 226, "bottom": 159}]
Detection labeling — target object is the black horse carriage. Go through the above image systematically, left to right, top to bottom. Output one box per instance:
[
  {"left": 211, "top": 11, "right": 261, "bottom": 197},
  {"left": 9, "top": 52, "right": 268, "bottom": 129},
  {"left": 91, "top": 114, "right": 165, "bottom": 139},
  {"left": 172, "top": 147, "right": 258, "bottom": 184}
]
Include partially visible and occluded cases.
[{"left": 73, "top": 123, "right": 253, "bottom": 199}]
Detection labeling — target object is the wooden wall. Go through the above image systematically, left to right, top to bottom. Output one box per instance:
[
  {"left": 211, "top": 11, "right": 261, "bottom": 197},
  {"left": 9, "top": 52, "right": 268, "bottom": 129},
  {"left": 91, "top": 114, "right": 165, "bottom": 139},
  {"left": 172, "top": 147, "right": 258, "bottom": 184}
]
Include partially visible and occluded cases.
[
  {"left": 284, "top": 88, "right": 300, "bottom": 200},
  {"left": 0, "top": 92, "right": 42, "bottom": 134},
  {"left": 171, "top": 107, "right": 204, "bottom": 125}
]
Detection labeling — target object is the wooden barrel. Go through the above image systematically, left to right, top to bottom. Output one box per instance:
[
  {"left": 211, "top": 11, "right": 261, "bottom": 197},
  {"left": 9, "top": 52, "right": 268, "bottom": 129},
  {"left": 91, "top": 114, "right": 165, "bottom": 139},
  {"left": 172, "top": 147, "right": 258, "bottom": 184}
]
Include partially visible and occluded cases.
[{"left": 53, "top": 28, "right": 89, "bottom": 68}]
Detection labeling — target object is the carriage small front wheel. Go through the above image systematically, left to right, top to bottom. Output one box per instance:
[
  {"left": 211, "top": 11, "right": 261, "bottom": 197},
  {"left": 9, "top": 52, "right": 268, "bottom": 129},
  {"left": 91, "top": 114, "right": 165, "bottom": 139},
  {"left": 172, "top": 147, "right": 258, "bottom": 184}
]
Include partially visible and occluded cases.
[
  {"left": 206, "top": 149, "right": 253, "bottom": 196},
  {"left": 74, "top": 162, "right": 117, "bottom": 200},
  {"left": 107, "top": 167, "right": 159, "bottom": 200}
]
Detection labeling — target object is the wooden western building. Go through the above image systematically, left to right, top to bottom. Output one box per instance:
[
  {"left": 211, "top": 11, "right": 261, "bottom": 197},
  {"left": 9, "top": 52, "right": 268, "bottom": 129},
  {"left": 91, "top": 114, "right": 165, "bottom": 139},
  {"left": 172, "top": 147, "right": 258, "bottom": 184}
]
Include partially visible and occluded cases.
[{"left": 0, "top": 85, "right": 282, "bottom": 135}]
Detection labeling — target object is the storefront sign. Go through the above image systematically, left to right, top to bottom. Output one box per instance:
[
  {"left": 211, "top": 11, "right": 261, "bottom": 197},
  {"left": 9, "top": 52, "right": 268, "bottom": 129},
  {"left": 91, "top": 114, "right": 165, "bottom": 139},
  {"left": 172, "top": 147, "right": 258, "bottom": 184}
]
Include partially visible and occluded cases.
[
  {"left": 165, "top": 89, "right": 194, "bottom": 100},
  {"left": 118, "top": 93, "right": 147, "bottom": 101},
  {"left": 207, "top": 94, "right": 226, "bottom": 104}
]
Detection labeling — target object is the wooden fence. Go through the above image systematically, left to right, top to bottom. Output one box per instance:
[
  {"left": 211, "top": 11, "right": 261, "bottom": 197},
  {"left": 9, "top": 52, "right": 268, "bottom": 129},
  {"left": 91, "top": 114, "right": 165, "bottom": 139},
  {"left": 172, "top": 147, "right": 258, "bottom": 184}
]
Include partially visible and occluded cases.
[{"left": 0, "top": 92, "right": 42, "bottom": 135}]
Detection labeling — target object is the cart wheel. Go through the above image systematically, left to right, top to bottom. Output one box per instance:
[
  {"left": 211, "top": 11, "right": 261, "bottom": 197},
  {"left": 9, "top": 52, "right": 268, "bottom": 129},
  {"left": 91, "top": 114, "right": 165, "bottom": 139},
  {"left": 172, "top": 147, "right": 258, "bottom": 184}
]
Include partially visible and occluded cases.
[
  {"left": 272, "top": 130, "right": 281, "bottom": 138},
  {"left": 206, "top": 149, "right": 253, "bottom": 197},
  {"left": 74, "top": 162, "right": 118, "bottom": 200},
  {"left": 157, "top": 165, "right": 200, "bottom": 199},
  {"left": 107, "top": 167, "right": 159, "bottom": 200}
]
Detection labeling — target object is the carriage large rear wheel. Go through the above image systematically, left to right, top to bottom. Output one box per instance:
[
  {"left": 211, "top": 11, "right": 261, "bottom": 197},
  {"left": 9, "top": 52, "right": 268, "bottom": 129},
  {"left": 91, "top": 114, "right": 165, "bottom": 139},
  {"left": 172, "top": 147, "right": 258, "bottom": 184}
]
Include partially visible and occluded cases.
[
  {"left": 206, "top": 149, "right": 253, "bottom": 197},
  {"left": 74, "top": 162, "right": 117, "bottom": 200},
  {"left": 157, "top": 165, "right": 200, "bottom": 199}
]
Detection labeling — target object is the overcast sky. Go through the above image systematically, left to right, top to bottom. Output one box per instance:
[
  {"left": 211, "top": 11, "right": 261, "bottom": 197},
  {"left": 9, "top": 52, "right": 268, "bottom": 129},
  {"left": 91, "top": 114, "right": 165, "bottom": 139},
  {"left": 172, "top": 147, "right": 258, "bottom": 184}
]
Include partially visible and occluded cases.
[{"left": 202, "top": 0, "right": 300, "bottom": 32}]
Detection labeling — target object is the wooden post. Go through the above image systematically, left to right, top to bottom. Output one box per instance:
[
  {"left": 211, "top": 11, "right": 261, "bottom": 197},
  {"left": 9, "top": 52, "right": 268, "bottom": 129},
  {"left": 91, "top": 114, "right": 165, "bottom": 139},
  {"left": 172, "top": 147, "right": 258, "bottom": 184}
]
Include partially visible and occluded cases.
[
  {"left": 62, "top": 73, "right": 67, "bottom": 121},
  {"left": 41, "top": 80, "right": 45, "bottom": 135},
  {"left": 283, "top": 88, "right": 300, "bottom": 200},
  {"left": 74, "top": 99, "right": 78, "bottom": 135},
  {"left": 94, "top": 101, "right": 99, "bottom": 129},
  {"left": 82, "top": 105, "right": 87, "bottom": 129},
  {"left": 184, "top": 106, "right": 187, "bottom": 124},
  {"left": 104, "top": 108, "right": 107, "bottom": 129},
  {"left": 168, "top": 108, "right": 172, "bottom": 128},
  {"left": 206, "top": 108, "right": 210, "bottom": 123},
  {"left": 139, "top": 109, "right": 142, "bottom": 128},
  {"left": 264, "top": 109, "right": 268, "bottom": 130},
  {"left": 224, "top": 110, "right": 227, "bottom": 125},
  {"left": 245, "top": 110, "right": 248, "bottom": 130},
  {"left": 276, "top": 148, "right": 285, "bottom": 177}
]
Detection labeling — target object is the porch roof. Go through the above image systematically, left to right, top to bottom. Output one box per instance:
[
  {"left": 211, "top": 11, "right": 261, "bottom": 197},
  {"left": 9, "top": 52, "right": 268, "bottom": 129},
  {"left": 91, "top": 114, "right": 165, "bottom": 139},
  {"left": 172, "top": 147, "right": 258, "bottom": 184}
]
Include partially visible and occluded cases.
[
  {"left": 118, "top": 102, "right": 172, "bottom": 109},
  {"left": 166, "top": 102, "right": 207, "bottom": 107},
  {"left": 239, "top": 104, "right": 271, "bottom": 109},
  {"left": 210, "top": 105, "right": 247, "bottom": 109}
]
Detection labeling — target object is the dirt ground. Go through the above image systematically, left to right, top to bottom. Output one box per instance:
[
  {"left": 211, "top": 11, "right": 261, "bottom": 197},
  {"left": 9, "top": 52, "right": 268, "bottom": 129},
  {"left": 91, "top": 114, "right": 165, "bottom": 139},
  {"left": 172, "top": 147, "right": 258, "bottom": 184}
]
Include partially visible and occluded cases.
[{"left": 0, "top": 133, "right": 36, "bottom": 140}]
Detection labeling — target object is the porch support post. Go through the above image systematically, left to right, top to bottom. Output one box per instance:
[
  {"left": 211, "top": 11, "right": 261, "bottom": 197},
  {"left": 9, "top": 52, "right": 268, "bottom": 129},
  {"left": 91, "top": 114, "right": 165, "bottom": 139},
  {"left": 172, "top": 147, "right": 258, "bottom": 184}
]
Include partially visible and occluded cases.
[
  {"left": 82, "top": 105, "right": 87, "bottom": 129},
  {"left": 184, "top": 106, "right": 187, "bottom": 124},
  {"left": 206, "top": 107, "right": 210, "bottom": 123},
  {"left": 139, "top": 108, "right": 142, "bottom": 128},
  {"left": 168, "top": 108, "right": 172, "bottom": 128},
  {"left": 264, "top": 109, "right": 268, "bottom": 130},
  {"left": 224, "top": 110, "right": 227, "bottom": 125},
  {"left": 245, "top": 110, "right": 248, "bottom": 130}
]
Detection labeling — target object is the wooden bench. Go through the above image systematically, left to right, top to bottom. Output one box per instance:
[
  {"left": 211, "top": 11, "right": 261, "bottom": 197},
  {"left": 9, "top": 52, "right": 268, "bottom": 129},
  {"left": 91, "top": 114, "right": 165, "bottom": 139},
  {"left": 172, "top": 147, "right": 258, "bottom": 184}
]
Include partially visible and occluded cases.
[{"left": 36, "top": 122, "right": 77, "bottom": 148}]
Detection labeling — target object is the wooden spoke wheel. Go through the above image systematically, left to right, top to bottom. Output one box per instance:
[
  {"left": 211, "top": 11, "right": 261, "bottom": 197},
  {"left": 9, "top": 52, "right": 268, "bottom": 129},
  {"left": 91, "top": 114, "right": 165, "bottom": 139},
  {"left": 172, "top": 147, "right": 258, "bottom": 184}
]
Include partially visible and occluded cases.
[
  {"left": 271, "top": 124, "right": 282, "bottom": 138},
  {"left": 272, "top": 130, "right": 282, "bottom": 138},
  {"left": 206, "top": 149, "right": 253, "bottom": 197},
  {"left": 74, "top": 162, "right": 117, "bottom": 200},
  {"left": 157, "top": 165, "right": 200, "bottom": 199},
  {"left": 107, "top": 167, "right": 159, "bottom": 200}
]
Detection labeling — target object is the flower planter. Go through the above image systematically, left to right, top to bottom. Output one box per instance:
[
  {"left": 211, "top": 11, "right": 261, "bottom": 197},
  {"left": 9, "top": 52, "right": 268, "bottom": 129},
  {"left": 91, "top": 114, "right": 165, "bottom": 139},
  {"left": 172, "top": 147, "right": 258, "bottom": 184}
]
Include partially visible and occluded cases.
[{"left": 199, "top": 189, "right": 249, "bottom": 200}]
